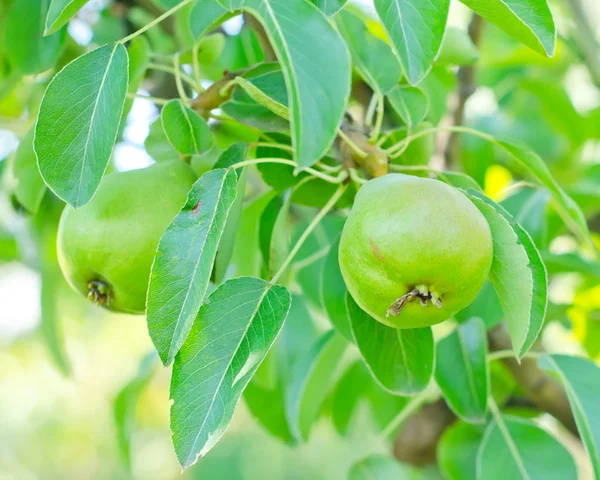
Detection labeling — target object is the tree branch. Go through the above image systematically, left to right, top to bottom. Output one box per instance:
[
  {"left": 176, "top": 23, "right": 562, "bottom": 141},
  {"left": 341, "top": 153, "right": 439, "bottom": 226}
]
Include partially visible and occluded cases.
[
  {"left": 444, "top": 14, "right": 485, "bottom": 169},
  {"left": 393, "top": 324, "right": 579, "bottom": 467},
  {"left": 487, "top": 326, "right": 578, "bottom": 435},
  {"left": 393, "top": 399, "right": 455, "bottom": 466}
]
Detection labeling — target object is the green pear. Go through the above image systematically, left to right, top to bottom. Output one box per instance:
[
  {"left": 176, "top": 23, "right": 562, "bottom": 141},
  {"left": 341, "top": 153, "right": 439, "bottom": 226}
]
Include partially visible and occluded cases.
[
  {"left": 57, "top": 160, "right": 196, "bottom": 314},
  {"left": 339, "top": 174, "right": 493, "bottom": 328}
]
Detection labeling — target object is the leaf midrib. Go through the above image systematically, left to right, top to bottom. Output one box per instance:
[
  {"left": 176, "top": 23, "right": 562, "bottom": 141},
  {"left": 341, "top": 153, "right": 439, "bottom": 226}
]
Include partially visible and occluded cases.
[
  {"left": 76, "top": 44, "right": 119, "bottom": 207},
  {"left": 166, "top": 170, "right": 233, "bottom": 363},
  {"left": 183, "top": 282, "right": 272, "bottom": 467}
]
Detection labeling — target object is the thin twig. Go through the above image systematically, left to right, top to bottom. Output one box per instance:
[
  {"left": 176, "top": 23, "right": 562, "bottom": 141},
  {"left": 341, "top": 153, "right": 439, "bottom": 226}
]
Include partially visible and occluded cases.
[{"left": 444, "top": 14, "right": 485, "bottom": 168}]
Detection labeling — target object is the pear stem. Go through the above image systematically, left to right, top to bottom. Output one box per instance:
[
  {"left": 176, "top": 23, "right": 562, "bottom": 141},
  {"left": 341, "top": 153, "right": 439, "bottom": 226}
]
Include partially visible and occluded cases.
[{"left": 386, "top": 287, "right": 443, "bottom": 317}]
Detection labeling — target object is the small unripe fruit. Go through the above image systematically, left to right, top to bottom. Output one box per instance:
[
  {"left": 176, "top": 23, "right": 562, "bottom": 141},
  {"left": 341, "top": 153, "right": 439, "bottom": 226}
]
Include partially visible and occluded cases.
[
  {"left": 57, "top": 161, "right": 196, "bottom": 314},
  {"left": 339, "top": 174, "right": 493, "bottom": 328}
]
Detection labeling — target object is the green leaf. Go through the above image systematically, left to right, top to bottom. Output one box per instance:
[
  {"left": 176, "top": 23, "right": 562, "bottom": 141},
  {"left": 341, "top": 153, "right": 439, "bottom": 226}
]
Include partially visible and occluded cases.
[
  {"left": 5, "top": 0, "right": 66, "bottom": 74},
  {"left": 45, "top": 0, "right": 89, "bottom": 35},
  {"left": 189, "top": 0, "right": 230, "bottom": 40},
  {"left": 222, "top": 0, "right": 351, "bottom": 170},
  {"left": 309, "top": 0, "right": 346, "bottom": 16},
  {"left": 374, "top": 0, "right": 450, "bottom": 85},
  {"left": 458, "top": 0, "right": 556, "bottom": 57},
  {"left": 336, "top": 10, "right": 402, "bottom": 95},
  {"left": 437, "top": 27, "right": 479, "bottom": 66},
  {"left": 122, "top": 36, "right": 150, "bottom": 122},
  {"left": 35, "top": 43, "right": 129, "bottom": 208},
  {"left": 233, "top": 64, "right": 289, "bottom": 119},
  {"left": 221, "top": 65, "right": 289, "bottom": 131},
  {"left": 386, "top": 85, "right": 430, "bottom": 127},
  {"left": 161, "top": 99, "right": 213, "bottom": 156},
  {"left": 145, "top": 119, "right": 179, "bottom": 162},
  {"left": 385, "top": 122, "right": 435, "bottom": 167},
  {"left": 12, "top": 128, "right": 46, "bottom": 214},
  {"left": 212, "top": 141, "right": 246, "bottom": 169},
  {"left": 495, "top": 141, "right": 591, "bottom": 247},
  {"left": 214, "top": 145, "right": 248, "bottom": 283},
  {"left": 147, "top": 168, "right": 238, "bottom": 366},
  {"left": 501, "top": 187, "right": 550, "bottom": 249},
  {"left": 228, "top": 191, "right": 275, "bottom": 277},
  {"left": 466, "top": 191, "right": 547, "bottom": 358},
  {"left": 258, "top": 193, "right": 291, "bottom": 278},
  {"left": 35, "top": 198, "right": 71, "bottom": 376},
  {"left": 0, "top": 229, "right": 18, "bottom": 262},
  {"left": 320, "top": 237, "right": 353, "bottom": 342},
  {"left": 542, "top": 252, "right": 600, "bottom": 279},
  {"left": 40, "top": 265, "right": 71, "bottom": 375},
  {"left": 170, "top": 276, "right": 291, "bottom": 469},
  {"left": 455, "top": 281, "right": 503, "bottom": 329},
  {"left": 246, "top": 293, "right": 319, "bottom": 445},
  {"left": 346, "top": 293, "right": 434, "bottom": 395},
  {"left": 435, "top": 318, "right": 488, "bottom": 423},
  {"left": 285, "top": 330, "right": 347, "bottom": 442},
  {"left": 114, "top": 353, "right": 156, "bottom": 469},
  {"left": 540, "top": 354, "right": 600, "bottom": 479},
  {"left": 332, "top": 360, "right": 372, "bottom": 435},
  {"left": 332, "top": 360, "right": 407, "bottom": 435},
  {"left": 477, "top": 415, "right": 577, "bottom": 480},
  {"left": 438, "top": 421, "right": 485, "bottom": 480},
  {"left": 349, "top": 455, "right": 410, "bottom": 480}
]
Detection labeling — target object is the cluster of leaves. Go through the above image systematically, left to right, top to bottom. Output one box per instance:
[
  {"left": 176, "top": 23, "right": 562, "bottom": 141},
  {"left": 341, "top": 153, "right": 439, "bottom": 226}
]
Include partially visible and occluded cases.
[{"left": 2, "top": 0, "right": 600, "bottom": 478}]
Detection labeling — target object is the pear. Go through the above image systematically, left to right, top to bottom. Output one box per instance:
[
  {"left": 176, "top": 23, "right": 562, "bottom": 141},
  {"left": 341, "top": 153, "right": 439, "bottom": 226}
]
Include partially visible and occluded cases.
[
  {"left": 57, "top": 160, "right": 196, "bottom": 314},
  {"left": 339, "top": 174, "right": 493, "bottom": 328}
]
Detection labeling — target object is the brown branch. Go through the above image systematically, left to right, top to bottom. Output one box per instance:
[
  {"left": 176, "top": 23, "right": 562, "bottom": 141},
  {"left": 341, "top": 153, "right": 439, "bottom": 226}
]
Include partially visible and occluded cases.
[
  {"left": 444, "top": 14, "right": 485, "bottom": 169},
  {"left": 191, "top": 70, "right": 242, "bottom": 112},
  {"left": 393, "top": 325, "right": 579, "bottom": 467},
  {"left": 487, "top": 325, "right": 578, "bottom": 435},
  {"left": 393, "top": 399, "right": 455, "bottom": 466}
]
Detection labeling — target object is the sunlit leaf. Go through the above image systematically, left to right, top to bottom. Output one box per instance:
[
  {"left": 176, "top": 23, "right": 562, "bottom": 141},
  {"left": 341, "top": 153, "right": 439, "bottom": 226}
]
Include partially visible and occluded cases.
[
  {"left": 45, "top": 0, "right": 89, "bottom": 35},
  {"left": 219, "top": 0, "right": 351, "bottom": 169},
  {"left": 373, "top": 0, "right": 450, "bottom": 85},
  {"left": 458, "top": 0, "right": 556, "bottom": 56},
  {"left": 35, "top": 43, "right": 129, "bottom": 208},
  {"left": 495, "top": 141, "right": 591, "bottom": 247},
  {"left": 147, "top": 168, "right": 238, "bottom": 366},
  {"left": 466, "top": 191, "right": 547, "bottom": 358},
  {"left": 170, "top": 277, "right": 291, "bottom": 468}
]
